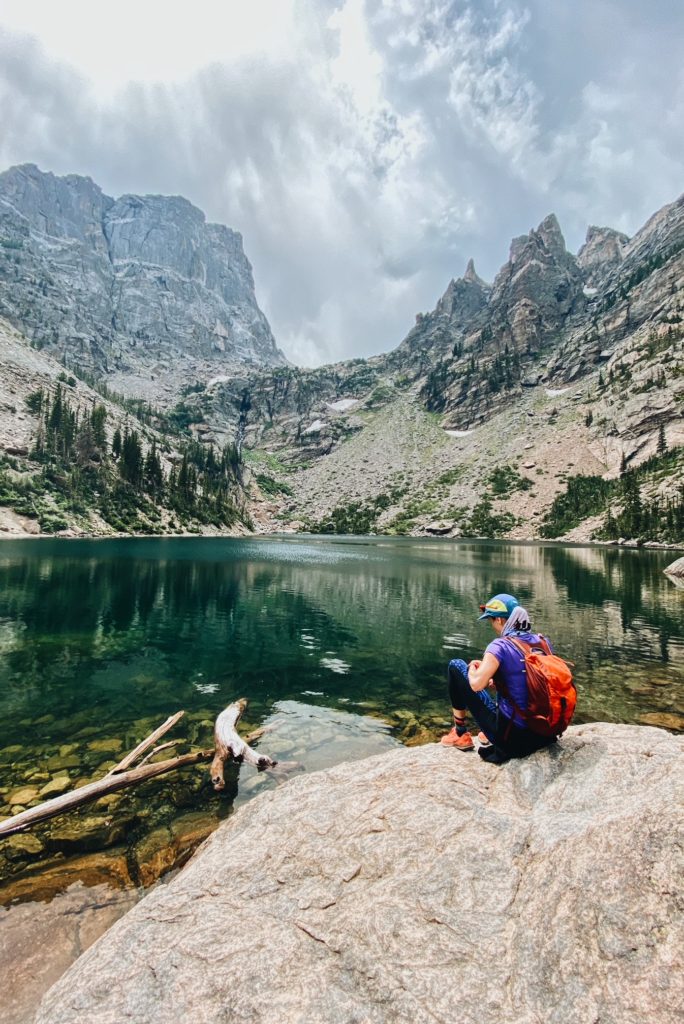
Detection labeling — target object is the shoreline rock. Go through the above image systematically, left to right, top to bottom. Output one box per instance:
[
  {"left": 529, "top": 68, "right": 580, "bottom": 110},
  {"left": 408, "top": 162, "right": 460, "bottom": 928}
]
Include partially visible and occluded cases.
[
  {"left": 664, "top": 556, "right": 684, "bottom": 585},
  {"left": 36, "top": 723, "right": 683, "bottom": 1024}
]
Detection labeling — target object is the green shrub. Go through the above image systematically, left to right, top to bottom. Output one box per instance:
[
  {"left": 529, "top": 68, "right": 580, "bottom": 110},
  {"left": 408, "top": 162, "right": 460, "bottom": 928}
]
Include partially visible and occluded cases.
[
  {"left": 488, "top": 465, "right": 533, "bottom": 496},
  {"left": 255, "top": 473, "right": 293, "bottom": 497},
  {"left": 461, "top": 496, "right": 517, "bottom": 538}
]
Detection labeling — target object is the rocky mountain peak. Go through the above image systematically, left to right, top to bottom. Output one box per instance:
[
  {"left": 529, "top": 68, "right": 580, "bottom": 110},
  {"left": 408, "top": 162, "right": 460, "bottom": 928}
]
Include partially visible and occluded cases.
[
  {"left": 0, "top": 163, "right": 112, "bottom": 249},
  {"left": 0, "top": 164, "right": 285, "bottom": 399},
  {"left": 605, "top": 193, "right": 684, "bottom": 294},
  {"left": 537, "top": 212, "right": 567, "bottom": 255},
  {"left": 487, "top": 213, "right": 584, "bottom": 354},
  {"left": 508, "top": 213, "right": 567, "bottom": 266},
  {"left": 577, "top": 225, "right": 629, "bottom": 288},
  {"left": 463, "top": 258, "right": 489, "bottom": 289},
  {"left": 435, "top": 271, "right": 489, "bottom": 324}
]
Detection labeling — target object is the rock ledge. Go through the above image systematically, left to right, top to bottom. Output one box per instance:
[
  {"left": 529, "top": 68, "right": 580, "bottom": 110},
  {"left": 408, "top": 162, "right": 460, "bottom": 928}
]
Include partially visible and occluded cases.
[{"left": 37, "top": 724, "right": 683, "bottom": 1024}]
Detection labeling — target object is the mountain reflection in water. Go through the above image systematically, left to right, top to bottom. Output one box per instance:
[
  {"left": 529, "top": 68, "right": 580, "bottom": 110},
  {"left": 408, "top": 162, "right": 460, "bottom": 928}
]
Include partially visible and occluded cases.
[{"left": 0, "top": 536, "right": 682, "bottom": 746}]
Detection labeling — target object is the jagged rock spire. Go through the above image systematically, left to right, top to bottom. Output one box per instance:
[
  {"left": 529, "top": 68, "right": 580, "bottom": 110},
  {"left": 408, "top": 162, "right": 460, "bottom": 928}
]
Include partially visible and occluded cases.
[
  {"left": 537, "top": 213, "right": 567, "bottom": 255},
  {"left": 463, "top": 258, "right": 489, "bottom": 289},
  {"left": 464, "top": 258, "right": 478, "bottom": 283}
]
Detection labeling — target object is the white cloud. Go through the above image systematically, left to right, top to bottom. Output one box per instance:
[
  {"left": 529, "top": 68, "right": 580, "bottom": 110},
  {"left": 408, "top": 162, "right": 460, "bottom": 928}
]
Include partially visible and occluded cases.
[
  {"left": 0, "top": 0, "right": 682, "bottom": 366},
  {"left": 0, "top": 0, "right": 299, "bottom": 95}
]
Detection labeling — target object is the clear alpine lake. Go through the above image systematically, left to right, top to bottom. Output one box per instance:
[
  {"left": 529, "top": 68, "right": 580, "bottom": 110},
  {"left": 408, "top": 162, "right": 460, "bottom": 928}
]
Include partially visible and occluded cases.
[{"left": 0, "top": 536, "right": 683, "bottom": 1021}]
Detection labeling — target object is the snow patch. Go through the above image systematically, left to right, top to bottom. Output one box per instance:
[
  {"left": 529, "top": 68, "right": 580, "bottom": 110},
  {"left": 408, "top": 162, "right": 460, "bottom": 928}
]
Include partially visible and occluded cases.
[
  {"left": 583, "top": 286, "right": 598, "bottom": 297},
  {"left": 546, "top": 387, "right": 570, "bottom": 397},
  {"left": 327, "top": 398, "right": 358, "bottom": 412},
  {"left": 303, "top": 419, "right": 326, "bottom": 434},
  {"left": 444, "top": 429, "right": 473, "bottom": 437}
]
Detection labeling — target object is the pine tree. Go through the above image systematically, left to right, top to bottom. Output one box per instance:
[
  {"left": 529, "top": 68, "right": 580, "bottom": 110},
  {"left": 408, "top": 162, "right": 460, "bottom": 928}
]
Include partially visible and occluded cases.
[
  {"left": 49, "top": 384, "right": 64, "bottom": 434},
  {"left": 91, "top": 404, "right": 107, "bottom": 451},
  {"left": 75, "top": 420, "right": 97, "bottom": 468},
  {"left": 657, "top": 423, "right": 667, "bottom": 456},
  {"left": 112, "top": 427, "right": 122, "bottom": 460},
  {"left": 120, "top": 429, "right": 143, "bottom": 487},
  {"left": 144, "top": 442, "right": 164, "bottom": 497}
]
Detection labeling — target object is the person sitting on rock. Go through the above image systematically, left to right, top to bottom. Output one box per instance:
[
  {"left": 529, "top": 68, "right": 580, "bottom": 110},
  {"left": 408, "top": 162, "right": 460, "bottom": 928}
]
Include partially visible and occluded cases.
[{"left": 441, "top": 593, "right": 557, "bottom": 765}]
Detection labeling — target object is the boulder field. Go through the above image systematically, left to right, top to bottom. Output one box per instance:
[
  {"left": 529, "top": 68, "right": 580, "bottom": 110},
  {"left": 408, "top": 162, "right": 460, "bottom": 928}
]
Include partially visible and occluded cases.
[{"left": 36, "top": 723, "right": 683, "bottom": 1024}]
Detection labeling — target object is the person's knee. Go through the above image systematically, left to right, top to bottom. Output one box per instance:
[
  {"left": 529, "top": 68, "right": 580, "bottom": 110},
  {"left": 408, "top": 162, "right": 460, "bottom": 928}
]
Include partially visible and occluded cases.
[{"left": 448, "top": 658, "right": 468, "bottom": 677}]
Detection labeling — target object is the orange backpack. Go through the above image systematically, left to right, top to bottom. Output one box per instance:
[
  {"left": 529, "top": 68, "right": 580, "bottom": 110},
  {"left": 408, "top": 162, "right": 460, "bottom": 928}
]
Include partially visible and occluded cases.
[{"left": 500, "top": 636, "right": 576, "bottom": 738}]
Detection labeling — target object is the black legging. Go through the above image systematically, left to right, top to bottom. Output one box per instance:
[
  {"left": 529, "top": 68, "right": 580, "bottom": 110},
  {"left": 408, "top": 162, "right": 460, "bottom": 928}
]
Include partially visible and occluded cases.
[{"left": 448, "top": 659, "right": 554, "bottom": 762}]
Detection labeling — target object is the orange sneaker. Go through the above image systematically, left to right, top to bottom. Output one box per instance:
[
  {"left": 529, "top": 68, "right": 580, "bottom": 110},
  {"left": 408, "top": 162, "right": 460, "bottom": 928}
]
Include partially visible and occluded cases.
[
  {"left": 440, "top": 727, "right": 474, "bottom": 750},
  {"left": 477, "top": 731, "right": 492, "bottom": 745}
]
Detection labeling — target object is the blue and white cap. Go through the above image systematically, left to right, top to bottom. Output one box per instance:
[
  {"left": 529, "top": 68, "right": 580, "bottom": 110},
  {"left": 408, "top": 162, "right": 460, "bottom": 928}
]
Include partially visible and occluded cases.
[{"left": 478, "top": 593, "right": 519, "bottom": 620}]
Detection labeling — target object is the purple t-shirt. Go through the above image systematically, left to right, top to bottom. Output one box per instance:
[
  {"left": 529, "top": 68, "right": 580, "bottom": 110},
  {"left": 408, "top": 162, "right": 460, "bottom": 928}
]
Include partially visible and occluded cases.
[{"left": 485, "top": 632, "right": 552, "bottom": 727}]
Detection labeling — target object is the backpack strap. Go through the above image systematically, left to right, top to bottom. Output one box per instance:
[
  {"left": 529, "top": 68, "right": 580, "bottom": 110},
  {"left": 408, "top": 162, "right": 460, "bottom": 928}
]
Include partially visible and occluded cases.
[
  {"left": 506, "top": 634, "right": 551, "bottom": 657},
  {"left": 510, "top": 634, "right": 574, "bottom": 669},
  {"left": 505, "top": 636, "right": 528, "bottom": 658}
]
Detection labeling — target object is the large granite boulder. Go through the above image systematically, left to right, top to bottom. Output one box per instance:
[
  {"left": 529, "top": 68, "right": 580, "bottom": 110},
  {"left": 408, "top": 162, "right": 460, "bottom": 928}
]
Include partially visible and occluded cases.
[{"left": 36, "top": 723, "right": 682, "bottom": 1024}]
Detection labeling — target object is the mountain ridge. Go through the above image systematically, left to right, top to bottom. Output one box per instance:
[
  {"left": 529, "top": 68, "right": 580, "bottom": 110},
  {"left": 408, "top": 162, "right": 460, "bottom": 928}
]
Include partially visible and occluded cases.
[{"left": 0, "top": 166, "right": 682, "bottom": 543}]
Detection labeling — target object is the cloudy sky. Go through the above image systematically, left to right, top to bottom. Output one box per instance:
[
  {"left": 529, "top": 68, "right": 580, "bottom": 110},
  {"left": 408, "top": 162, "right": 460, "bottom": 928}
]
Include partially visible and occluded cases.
[{"left": 0, "top": 0, "right": 682, "bottom": 365}]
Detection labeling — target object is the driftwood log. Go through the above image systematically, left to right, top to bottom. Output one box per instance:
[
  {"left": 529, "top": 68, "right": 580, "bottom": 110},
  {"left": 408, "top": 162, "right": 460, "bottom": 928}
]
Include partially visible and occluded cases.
[
  {"left": 210, "top": 698, "right": 277, "bottom": 790},
  {"left": 0, "top": 700, "right": 277, "bottom": 839}
]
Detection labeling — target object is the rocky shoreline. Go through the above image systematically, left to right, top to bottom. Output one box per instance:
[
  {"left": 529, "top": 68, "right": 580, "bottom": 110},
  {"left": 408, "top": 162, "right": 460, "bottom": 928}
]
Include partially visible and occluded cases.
[
  {"left": 0, "top": 525, "right": 681, "bottom": 550},
  {"left": 32, "top": 723, "right": 684, "bottom": 1024}
]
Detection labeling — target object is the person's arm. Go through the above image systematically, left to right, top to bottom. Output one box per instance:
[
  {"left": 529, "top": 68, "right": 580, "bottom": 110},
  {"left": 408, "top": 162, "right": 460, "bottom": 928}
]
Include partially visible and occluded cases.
[{"left": 468, "top": 651, "right": 500, "bottom": 692}]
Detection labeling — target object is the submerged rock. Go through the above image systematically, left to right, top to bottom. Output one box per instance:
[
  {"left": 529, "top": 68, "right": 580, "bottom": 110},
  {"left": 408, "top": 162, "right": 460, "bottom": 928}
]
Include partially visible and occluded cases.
[
  {"left": 36, "top": 723, "right": 683, "bottom": 1024},
  {"left": 86, "top": 738, "right": 124, "bottom": 754},
  {"left": 46, "top": 754, "right": 81, "bottom": 772},
  {"left": 39, "top": 774, "right": 73, "bottom": 798},
  {"left": 7, "top": 786, "right": 39, "bottom": 807},
  {"left": 132, "top": 812, "right": 215, "bottom": 887},
  {"left": 47, "top": 815, "right": 133, "bottom": 853},
  {"left": 3, "top": 833, "right": 45, "bottom": 860},
  {"left": 0, "top": 848, "right": 133, "bottom": 907}
]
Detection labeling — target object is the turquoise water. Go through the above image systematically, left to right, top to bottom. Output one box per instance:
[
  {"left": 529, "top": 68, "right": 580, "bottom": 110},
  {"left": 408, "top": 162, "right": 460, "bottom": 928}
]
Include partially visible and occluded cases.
[
  {"left": 0, "top": 536, "right": 683, "bottom": 894},
  {"left": 0, "top": 536, "right": 682, "bottom": 739},
  {"left": 1, "top": 536, "right": 683, "bottom": 1022}
]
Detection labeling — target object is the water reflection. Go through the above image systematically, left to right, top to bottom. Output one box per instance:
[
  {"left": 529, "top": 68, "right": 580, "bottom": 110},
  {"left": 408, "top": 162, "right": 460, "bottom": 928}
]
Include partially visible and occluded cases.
[{"left": 0, "top": 538, "right": 682, "bottom": 750}]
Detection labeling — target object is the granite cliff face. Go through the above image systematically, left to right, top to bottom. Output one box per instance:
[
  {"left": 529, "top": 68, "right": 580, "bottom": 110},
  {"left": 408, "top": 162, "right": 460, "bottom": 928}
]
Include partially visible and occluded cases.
[
  {"left": 0, "top": 164, "right": 285, "bottom": 400},
  {"left": 577, "top": 225, "right": 629, "bottom": 288}
]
